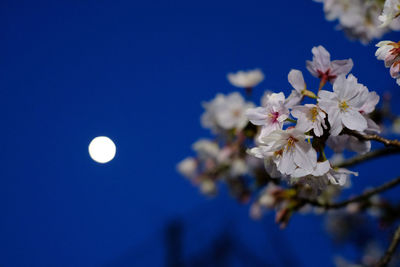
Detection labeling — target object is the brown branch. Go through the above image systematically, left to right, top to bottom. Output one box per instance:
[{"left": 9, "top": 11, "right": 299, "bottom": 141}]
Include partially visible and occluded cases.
[
  {"left": 347, "top": 130, "right": 400, "bottom": 148},
  {"left": 334, "top": 147, "right": 400, "bottom": 168},
  {"left": 302, "top": 176, "right": 400, "bottom": 209},
  {"left": 376, "top": 224, "right": 400, "bottom": 267}
]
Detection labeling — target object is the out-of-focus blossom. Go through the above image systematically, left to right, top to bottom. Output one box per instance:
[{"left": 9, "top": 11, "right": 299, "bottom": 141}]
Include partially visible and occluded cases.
[
  {"left": 315, "top": 0, "right": 400, "bottom": 44},
  {"left": 379, "top": 0, "right": 400, "bottom": 27},
  {"left": 306, "top": 45, "right": 353, "bottom": 85},
  {"left": 227, "top": 69, "right": 264, "bottom": 89},
  {"left": 318, "top": 74, "right": 369, "bottom": 136},
  {"left": 201, "top": 92, "right": 254, "bottom": 132},
  {"left": 291, "top": 104, "right": 327, "bottom": 136},
  {"left": 327, "top": 135, "right": 371, "bottom": 154},
  {"left": 192, "top": 139, "right": 220, "bottom": 160},
  {"left": 177, "top": 157, "right": 197, "bottom": 179}
]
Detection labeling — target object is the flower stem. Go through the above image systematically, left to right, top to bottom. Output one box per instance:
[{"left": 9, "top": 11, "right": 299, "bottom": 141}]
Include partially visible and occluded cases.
[{"left": 285, "top": 118, "right": 297, "bottom": 123}]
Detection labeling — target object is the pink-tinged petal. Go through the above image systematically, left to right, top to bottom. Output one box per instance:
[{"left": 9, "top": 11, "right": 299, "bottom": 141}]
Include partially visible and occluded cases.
[
  {"left": 311, "top": 45, "right": 331, "bottom": 72},
  {"left": 331, "top": 59, "right": 353, "bottom": 77},
  {"left": 306, "top": 60, "right": 318, "bottom": 77},
  {"left": 390, "top": 62, "right": 400, "bottom": 78},
  {"left": 288, "top": 69, "right": 305, "bottom": 93},
  {"left": 318, "top": 90, "right": 336, "bottom": 101},
  {"left": 245, "top": 107, "right": 268, "bottom": 125},
  {"left": 328, "top": 108, "right": 343, "bottom": 136},
  {"left": 342, "top": 109, "right": 367, "bottom": 132},
  {"left": 365, "top": 117, "right": 381, "bottom": 134},
  {"left": 295, "top": 118, "right": 311, "bottom": 133},
  {"left": 259, "top": 123, "right": 281, "bottom": 139},
  {"left": 348, "top": 136, "right": 371, "bottom": 154},
  {"left": 294, "top": 140, "right": 317, "bottom": 171},
  {"left": 278, "top": 149, "right": 296, "bottom": 175},
  {"left": 313, "top": 161, "right": 331, "bottom": 176}
]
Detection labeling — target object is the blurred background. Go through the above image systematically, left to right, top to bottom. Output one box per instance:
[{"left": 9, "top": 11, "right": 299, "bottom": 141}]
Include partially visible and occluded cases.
[{"left": 1, "top": 0, "right": 400, "bottom": 266}]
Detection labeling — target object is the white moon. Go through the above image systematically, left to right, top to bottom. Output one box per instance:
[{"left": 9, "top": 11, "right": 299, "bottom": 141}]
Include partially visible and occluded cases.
[{"left": 88, "top": 136, "right": 116, "bottom": 163}]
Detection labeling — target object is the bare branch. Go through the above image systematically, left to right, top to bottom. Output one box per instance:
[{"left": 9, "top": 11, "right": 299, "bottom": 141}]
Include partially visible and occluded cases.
[
  {"left": 347, "top": 130, "right": 400, "bottom": 148},
  {"left": 334, "top": 147, "right": 400, "bottom": 168},
  {"left": 302, "top": 176, "right": 400, "bottom": 209},
  {"left": 376, "top": 224, "right": 400, "bottom": 267}
]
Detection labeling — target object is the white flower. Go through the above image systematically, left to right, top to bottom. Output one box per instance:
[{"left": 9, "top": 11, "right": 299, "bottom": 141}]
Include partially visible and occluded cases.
[
  {"left": 315, "top": 0, "right": 394, "bottom": 44},
  {"left": 379, "top": 0, "right": 400, "bottom": 27},
  {"left": 375, "top": 41, "right": 400, "bottom": 67},
  {"left": 375, "top": 41, "right": 400, "bottom": 85},
  {"left": 306, "top": 45, "right": 353, "bottom": 84},
  {"left": 227, "top": 69, "right": 264, "bottom": 88},
  {"left": 285, "top": 69, "right": 307, "bottom": 108},
  {"left": 318, "top": 74, "right": 368, "bottom": 136},
  {"left": 201, "top": 92, "right": 254, "bottom": 131},
  {"left": 246, "top": 92, "right": 289, "bottom": 138},
  {"left": 201, "top": 94, "right": 225, "bottom": 133},
  {"left": 291, "top": 104, "right": 327, "bottom": 136},
  {"left": 260, "top": 128, "right": 317, "bottom": 176},
  {"left": 327, "top": 135, "right": 371, "bottom": 154},
  {"left": 192, "top": 139, "right": 220, "bottom": 160},
  {"left": 248, "top": 146, "right": 281, "bottom": 178},
  {"left": 177, "top": 157, "right": 197, "bottom": 179},
  {"left": 229, "top": 159, "right": 248, "bottom": 177},
  {"left": 291, "top": 160, "right": 331, "bottom": 179},
  {"left": 325, "top": 168, "right": 358, "bottom": 186}
]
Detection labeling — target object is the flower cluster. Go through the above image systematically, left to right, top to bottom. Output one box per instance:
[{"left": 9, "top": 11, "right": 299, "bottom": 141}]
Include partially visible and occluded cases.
[
  {"left": 314, "top": 0, "right": 400, "bottom": 44},
  {"left": 376, "top": 40, "right": 400, "bottom": 85},
  {"left": 178, "top": 45, "right": 386, "bottom": 228}
]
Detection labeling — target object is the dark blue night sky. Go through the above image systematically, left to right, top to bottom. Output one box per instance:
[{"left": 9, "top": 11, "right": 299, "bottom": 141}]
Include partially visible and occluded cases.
[{"left": 1, "top": 1, "right": 400, "bottom": 266}]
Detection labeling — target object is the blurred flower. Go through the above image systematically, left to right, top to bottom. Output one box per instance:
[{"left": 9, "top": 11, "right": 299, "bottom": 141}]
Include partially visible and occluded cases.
[
  {"left": 379, "top": 0, "right": 400, "bottom": 27},
  {"left": 227, "top": 69, "right": 264, "bottom": 89},
  {"left": 201, "top": 92, "right": 254, "bottom": 132},
  {"left": 177, "top": 157, "right": 197, "bottom": 179}
]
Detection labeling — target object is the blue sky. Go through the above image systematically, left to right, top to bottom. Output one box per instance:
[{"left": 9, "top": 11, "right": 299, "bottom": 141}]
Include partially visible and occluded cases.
[{"left": 1, "top": 0, "right": 400, "bottom": 266}]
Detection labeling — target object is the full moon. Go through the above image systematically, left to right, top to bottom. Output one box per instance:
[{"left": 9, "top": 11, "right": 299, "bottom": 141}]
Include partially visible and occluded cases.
[{"left": 88, "top": 136, "right": 116, "bottom": 164}]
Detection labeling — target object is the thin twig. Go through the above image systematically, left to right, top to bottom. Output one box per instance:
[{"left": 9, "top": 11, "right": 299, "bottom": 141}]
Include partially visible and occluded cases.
[
  {"left": 347, "top": 130, "right": 400, "bottom": 148},
  {"left": 334, "top": 147, "right": 400, "bottom": 168},
  {"left": 302, "top": 176, "right": 400, "bottom": 209},
  {"left": 376, "top": 224, "right": 400, "bottom": 267}
]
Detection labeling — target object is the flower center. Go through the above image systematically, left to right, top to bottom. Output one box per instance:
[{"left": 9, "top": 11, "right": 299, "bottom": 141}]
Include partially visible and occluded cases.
[
  {"left": 339, "top": 101, "right": 349, "bottom": 111},
  {"left": 309, "top": 107, "right": 319, "bottom": 122},
  {"left": 233, "top": 109, "right": 241, "bottom": 118},
  {"left": 269, "top": 111, "right": 280, "bottom": 123},
  {"left": 286, "top": 136, "right": 298, "bottom": 151}
]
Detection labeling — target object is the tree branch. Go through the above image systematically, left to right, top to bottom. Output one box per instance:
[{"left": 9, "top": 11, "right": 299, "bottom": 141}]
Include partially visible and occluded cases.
[
  {"left": 347, "top": 130, "right": 400, "bottom": 148},
  {"left": 334, "top": 147, "right": 400, "bottom": 168},
  {"left": 302, "top": 176, "right": 400, "bottom": 209},
  {"left": 376, "top": 224, "right": 400, "bottom": 267}
]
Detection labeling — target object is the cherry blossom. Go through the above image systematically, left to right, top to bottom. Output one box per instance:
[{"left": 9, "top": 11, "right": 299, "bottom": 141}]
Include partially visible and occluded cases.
[
  {"left": 379, "top": 0, "right": 400, "bottom": 27},
  {"left": 306, "top": 45, "right": 353, "bottom": 86},
  {"left": 227, "top": 69, "right": 264, "bottom": 89},
  {"left": 318, "top": 74, "right": 368, "bottom": 136},
  {"left": 201, "top": 92, "right": 254, "bottom": 132},
  {"left": 246, "top": 93, "right": 289, "bottom": 138},
  {"left": 291, "top": 104, "right": 327, "bottom": 137},
  {"left": 260, "top": 128, "right": 317, "bottom": 176}
]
